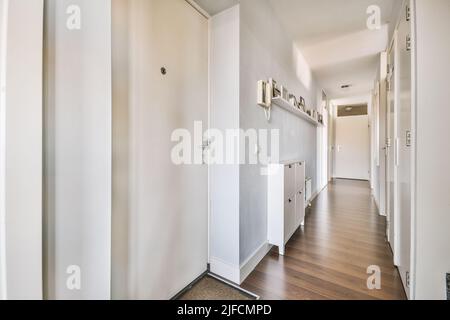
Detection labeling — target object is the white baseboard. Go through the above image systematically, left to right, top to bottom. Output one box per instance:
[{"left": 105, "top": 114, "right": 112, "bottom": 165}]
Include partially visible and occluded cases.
[
  {"left": 372, "top": 195, "right": 386, "bottom": 216},
  {"left": 210, "top": 242, "right": 273, "bottom": 285},
  {"left": 239, "top": 242, "right": 272, "bottom": 284},
  {"left": 209, "top": 257, "right": 240, "bottom": 284}
]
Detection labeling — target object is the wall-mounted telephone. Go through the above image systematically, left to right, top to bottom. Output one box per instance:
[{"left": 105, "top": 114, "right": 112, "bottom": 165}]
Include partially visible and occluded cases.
[{"left": 257, "top": 80, "right": 272, "bottom": 121}]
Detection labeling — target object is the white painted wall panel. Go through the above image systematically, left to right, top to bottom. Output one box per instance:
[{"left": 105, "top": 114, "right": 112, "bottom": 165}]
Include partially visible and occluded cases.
[
  {"left": 0, "top": 0, "right": 7, "bottom": 300},
  {"left": 3, "top": 0, "right": 44, "bottom": 300},
  {"left": 44, "top": 0, "right": 111, "bottom": 300},
  {"left": 209, "top": 5, "right": 241, "bottom": 281}
]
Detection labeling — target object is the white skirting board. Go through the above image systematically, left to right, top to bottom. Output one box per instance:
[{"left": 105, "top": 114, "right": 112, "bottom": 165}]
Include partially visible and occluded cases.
[
  {"left": 210, "top": 242, "right": 273, "bottom": 285},
  {"left": 239, "top": 242, "right": 273, "bottom": 284},
  {"left": 209, "top": 257, "right": 240, "bottom": 284}
]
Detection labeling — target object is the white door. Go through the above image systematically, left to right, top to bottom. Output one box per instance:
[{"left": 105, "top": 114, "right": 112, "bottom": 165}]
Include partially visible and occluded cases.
[
  {"left": 125, "top": 0, "right": 209, "bottom": 299},
  {"left": 396, "top": 0, "right": 412, "bottom": 297},
  {"left": 387, "top": 33, "right": 399, "bottom": 264},
  {"left": 335, "top": 114, "right": 370, "bottom": 180}
]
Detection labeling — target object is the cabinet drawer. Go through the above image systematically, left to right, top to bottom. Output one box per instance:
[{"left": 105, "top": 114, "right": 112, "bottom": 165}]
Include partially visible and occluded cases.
[
  {"left": 295, "top": 162, "right": 305, "bottom": 193},
  {"left": 284, "top": 164, "right": 296, "bottom": 200},
  {"left": 295, "top": 191, "right": 305, "bottom": 226},
  {"left": 284, "top": 197, "right": 296, "bottom": 243}
]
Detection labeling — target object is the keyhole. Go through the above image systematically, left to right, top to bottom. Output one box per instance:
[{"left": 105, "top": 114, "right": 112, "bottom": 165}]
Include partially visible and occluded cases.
[{"left": 160, "top": 67, "right": 167, "bottom": 75}]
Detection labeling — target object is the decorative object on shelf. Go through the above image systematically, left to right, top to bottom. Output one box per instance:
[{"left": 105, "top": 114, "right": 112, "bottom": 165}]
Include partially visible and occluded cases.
[
  {"left": 269, "top": 78, "right": 280, "bottom": 98},
  {"left": 280, "top": 85, "right": 289, "bottom": 101},
  {"left": 288, "top": 94, "right": 298, "bottom": 109},
  {"left": 299, "top": 96, "right": 306, "bottom": 109},
  {"left": 306, "top": 109, "right": 312, "bottom": 117},
  {"left": 318, "top": 114, "right": 323, "bottom": 124}
]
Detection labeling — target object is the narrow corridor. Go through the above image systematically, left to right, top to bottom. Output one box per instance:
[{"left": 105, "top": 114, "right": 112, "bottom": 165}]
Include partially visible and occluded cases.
[{"left": 242, "top": 179, "right": 406, "bottom": 300}]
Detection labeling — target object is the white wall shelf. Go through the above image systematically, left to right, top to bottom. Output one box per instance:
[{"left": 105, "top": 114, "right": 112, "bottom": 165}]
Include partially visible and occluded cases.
[{"left": 272, "top": 97, "right": 322, "bottom": 126}]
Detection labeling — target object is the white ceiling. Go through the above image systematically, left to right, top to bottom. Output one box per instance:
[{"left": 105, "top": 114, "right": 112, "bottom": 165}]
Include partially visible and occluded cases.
[
  {"left": 192, "top": 0, "right": 239, "bottom": 16},
  {"left": 194, "top": 0, "right": 401, "bottom": 99},
  {"left": 268, "top": 0, "right": 401, "bottom": 99}
]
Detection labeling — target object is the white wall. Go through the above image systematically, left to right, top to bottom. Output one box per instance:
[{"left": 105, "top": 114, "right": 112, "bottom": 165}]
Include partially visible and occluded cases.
[
  {"left": 0, "top": 0, "right": 7, "bottom": 300},
  {"left": 2, "top": 0, "right": 44, "bottom": 300},
  {"left": 43, "top": 0, "right": 111, "bottom": 300},
  {"left": 239, "top": 0, "right": 319, "bottom": 265},
  {"left": 413, "top": 0, "right": 450, "bottom": 300},
  {"left": 209, "top": 1, "right": 321, "bottom": 283},
  {"left": 209, "top": 5, "right": 241, "bottom": 282}
]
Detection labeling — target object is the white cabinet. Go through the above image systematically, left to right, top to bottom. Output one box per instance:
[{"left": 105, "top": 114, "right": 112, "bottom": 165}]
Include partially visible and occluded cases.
[{"left": 268, "top": 161, "right": 306, "bottom": 255}]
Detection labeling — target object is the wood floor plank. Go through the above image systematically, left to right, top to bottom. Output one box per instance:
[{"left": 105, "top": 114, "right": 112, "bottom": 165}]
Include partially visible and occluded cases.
[{"left": 241, "top": 179, "right": 407, "bottom": 300}]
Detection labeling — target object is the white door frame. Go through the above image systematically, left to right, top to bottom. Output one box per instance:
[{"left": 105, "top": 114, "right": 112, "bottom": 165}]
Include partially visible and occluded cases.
[
  {"left": 387, "top": 31, "right": 400, "bottom": 265},
  {"left": 330, "top": 95, "right": 372, "bottom": 181}
]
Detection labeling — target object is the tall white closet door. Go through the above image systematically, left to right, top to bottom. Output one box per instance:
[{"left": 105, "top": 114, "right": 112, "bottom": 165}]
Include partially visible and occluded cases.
[
  {"left": 43, "top": 0, "right": 112, "bottom": 299},
  {"left": 115, "top": 0, "right": 209, "bottom": 299},
  {"left": 396, "top": 0, "right": 412, "bottom": 298}
]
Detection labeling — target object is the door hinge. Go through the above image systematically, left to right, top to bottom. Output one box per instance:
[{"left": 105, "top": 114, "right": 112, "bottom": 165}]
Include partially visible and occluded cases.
[
  {"left": 406, "top": 5, "right": 411, "bottom": 22},
  {"left": 406, "top": 35, "right": 412, "bottom": 51},
  {"left": 406, "top": 131, "right": 412, "bottom": 147},
  {"left": 406, "top": 271, "right": 411, "bottom": 288}
]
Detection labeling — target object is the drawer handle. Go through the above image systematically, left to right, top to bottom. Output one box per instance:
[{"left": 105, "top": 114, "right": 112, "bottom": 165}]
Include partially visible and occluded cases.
[{"left": 289, "top": 199, "right": 292, "bottom": 203}]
